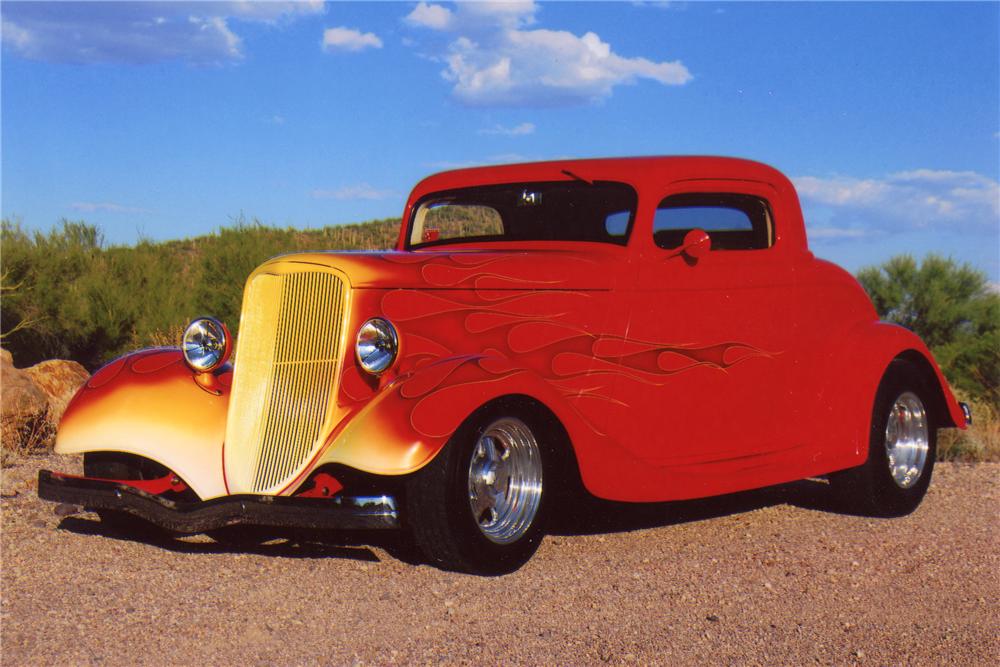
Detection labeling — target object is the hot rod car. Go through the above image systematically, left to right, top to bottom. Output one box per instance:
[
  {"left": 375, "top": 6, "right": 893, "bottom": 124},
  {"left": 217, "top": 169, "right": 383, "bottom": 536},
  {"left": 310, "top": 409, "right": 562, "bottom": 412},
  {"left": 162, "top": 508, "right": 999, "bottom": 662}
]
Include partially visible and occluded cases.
[{"left": 39, "top": 156, "right": 970, "bottom": 574}]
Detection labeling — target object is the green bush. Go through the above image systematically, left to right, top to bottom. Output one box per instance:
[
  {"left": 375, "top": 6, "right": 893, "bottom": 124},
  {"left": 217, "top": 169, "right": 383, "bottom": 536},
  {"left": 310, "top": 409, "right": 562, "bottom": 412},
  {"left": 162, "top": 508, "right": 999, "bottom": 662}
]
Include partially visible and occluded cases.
[
  {"left": 1, "top": 216, "right": 400, "bottom": 369},
  {"left": 857, "top": 254, "right": 999, "bottom": 407}
]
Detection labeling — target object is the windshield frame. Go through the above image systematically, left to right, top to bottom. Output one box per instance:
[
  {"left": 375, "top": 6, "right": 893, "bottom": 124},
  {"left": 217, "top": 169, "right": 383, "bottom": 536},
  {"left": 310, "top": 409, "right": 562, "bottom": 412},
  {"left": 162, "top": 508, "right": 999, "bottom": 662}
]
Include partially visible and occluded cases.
[{"left": 405, "top": 180, "right": 638, "bottom": 250}]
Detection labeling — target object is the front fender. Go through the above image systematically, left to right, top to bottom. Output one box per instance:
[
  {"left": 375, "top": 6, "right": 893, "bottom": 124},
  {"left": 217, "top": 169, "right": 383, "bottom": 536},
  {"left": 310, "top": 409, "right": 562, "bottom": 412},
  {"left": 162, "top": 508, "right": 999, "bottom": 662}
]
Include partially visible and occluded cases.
[
  {"left": 810, "top": 321, "right": 965, "bottom": 472},
  {"left": 55, "top": 349, "right": 231, "bottom": 500},
  {"left": 307, "top": 351, "right": 619, "bottom": 482}
]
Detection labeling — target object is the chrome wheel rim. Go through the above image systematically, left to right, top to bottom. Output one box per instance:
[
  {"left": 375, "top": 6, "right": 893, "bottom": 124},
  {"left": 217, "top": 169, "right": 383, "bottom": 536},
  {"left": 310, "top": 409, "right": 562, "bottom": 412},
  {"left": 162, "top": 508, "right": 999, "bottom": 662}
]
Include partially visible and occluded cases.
[
  {"left": 885, "top": 391, "right": 930, "bottom": 489},
  {"left": 467, "top": 417, "right": 543, "bottom": 545}
]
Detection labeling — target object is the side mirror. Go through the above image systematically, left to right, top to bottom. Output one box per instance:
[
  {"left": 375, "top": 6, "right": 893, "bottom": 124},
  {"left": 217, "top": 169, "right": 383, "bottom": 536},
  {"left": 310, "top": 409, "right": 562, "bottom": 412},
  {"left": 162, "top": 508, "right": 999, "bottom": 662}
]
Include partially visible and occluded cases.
[
  {"left": 666, "top": 228, "right": 711, "bottom": 262},
  {"left": 681, "top": 229, "right": 711, "bottom": 259}
]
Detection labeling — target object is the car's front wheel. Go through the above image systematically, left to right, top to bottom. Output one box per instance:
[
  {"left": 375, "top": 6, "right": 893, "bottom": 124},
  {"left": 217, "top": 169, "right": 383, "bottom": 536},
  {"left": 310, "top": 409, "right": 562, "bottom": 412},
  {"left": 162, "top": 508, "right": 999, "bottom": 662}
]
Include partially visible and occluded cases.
[
  {"left": 830, "top": 360, "right": 937, "bottom": 517},
  {"left": 405, "top": 401, "right": 551, "bottom": 574}
]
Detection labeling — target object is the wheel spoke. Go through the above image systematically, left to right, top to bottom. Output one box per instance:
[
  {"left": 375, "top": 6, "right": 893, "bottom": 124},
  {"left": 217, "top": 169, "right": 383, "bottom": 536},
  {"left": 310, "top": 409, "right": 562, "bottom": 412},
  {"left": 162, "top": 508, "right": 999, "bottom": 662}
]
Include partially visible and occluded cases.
[
  {"left": 481, "top": 436, "right": 499, "bottom": 464},
  {"left": 471, "top": 490, "right": 493, "bottom": 522}
]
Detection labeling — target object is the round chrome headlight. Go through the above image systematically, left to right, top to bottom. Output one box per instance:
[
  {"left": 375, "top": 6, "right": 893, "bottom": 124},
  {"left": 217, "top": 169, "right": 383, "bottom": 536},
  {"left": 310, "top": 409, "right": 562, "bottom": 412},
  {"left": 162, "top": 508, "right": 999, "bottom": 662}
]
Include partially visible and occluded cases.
[
  {"left": 182, "top": 317, "right": 231, "bottom": 373},
  {"left": 356, "top": 318, "right": 398, "bottom": 375}
]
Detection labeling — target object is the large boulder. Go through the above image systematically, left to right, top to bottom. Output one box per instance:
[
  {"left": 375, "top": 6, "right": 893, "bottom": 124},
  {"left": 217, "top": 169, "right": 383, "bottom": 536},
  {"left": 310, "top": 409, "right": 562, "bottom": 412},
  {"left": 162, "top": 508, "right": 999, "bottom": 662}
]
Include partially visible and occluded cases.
[
  {"left": 1, "top": 349, "right": 49, "bottom": 451},
  {"left": 24, "top": 359, "right": 90, "bottom": 425}
]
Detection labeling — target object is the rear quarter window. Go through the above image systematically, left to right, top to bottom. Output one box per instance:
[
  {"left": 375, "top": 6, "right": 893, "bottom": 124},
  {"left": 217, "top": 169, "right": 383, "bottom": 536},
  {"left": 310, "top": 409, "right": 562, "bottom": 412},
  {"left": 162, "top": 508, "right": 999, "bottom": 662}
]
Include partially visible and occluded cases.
[{"left": 654, "top": 193, "right": 774, "bottom": 251}]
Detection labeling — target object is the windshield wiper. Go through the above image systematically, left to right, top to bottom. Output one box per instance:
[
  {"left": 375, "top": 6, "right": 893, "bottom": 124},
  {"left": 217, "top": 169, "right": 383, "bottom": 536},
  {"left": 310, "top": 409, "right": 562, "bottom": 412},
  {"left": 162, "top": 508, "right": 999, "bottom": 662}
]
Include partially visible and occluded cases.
[{"left": 561, "top": 169, "right": 593, "bottom": 186}]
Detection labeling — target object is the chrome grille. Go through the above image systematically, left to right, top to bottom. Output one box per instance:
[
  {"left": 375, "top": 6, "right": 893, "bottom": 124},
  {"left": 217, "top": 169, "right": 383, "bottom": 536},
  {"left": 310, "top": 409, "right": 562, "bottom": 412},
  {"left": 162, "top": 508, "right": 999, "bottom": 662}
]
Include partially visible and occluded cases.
[{"left": 224, "top": 270, "right": 347, "bottom": 494}]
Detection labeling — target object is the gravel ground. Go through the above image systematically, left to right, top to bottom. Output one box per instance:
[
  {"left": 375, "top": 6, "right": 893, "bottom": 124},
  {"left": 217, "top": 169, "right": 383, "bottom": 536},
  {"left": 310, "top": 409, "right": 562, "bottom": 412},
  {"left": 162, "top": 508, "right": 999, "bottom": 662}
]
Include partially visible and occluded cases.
[{"left": 2, "top": 454, "right": 997, "bottom": 666}]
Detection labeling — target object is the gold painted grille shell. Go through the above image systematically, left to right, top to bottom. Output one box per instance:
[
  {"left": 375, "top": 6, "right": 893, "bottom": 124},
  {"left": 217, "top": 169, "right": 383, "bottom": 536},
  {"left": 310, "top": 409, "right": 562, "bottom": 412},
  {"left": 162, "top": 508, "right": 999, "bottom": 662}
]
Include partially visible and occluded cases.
[{"left": 224, "top": 268, "right": 349, "bottom": 494}]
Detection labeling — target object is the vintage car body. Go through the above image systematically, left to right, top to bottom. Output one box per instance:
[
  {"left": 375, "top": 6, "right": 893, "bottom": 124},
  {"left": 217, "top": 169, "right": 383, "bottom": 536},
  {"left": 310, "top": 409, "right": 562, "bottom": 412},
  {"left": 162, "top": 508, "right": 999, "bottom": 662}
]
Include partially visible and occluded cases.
[{"left": 40, "top": 156, "right": 968, "bottom": 573}]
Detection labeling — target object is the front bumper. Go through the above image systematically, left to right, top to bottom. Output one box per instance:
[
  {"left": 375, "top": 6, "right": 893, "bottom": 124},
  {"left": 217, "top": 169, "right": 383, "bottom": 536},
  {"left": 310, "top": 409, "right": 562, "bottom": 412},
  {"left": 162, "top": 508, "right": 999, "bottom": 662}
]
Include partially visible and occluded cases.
[{"left": 38, "top": 470, "right": 399, "bottom": 533}]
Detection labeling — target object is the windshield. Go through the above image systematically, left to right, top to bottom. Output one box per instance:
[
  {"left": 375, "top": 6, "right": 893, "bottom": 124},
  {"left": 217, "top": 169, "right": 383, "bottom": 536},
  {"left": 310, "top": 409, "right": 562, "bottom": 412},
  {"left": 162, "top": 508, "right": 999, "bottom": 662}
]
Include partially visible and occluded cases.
[{"left": 407, "top": 180, "right": 637, "bottom": 249}]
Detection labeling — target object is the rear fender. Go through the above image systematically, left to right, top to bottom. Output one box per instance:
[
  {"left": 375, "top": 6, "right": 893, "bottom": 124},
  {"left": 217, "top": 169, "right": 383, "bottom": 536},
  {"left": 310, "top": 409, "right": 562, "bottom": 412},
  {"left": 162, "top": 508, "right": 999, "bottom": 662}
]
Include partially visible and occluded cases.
[
  {"left": 812, "top": 322, "right": 965, "bottom": 472},
  {"left": 55, "top": 349, "right": 231, "bottom": 500}
]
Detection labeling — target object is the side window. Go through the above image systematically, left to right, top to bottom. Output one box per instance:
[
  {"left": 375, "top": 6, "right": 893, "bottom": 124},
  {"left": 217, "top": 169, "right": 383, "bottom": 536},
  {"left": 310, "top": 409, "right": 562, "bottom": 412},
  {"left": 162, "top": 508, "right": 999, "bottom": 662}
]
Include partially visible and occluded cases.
[{"left": 654, "top": 193, "right": 773, "bottom": 251}]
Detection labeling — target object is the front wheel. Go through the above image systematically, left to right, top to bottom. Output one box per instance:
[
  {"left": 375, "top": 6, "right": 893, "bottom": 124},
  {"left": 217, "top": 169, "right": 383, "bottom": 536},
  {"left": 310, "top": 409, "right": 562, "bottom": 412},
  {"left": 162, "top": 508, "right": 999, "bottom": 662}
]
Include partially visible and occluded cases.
[
  {"left": 830, "top": 360, "right": 937, "bottom": 517},
  {"left": 405, "top": 402, "right": 552, "bottom": 574}
]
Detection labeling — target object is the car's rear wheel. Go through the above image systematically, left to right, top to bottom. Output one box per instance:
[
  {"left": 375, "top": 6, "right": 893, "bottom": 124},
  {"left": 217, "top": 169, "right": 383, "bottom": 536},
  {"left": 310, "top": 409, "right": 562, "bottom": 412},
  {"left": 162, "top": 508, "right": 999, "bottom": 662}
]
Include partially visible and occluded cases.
[
  {"left": 830, "top": 360, "right": 937, "bottom": 517},
  {"left": 405, "top": 400, "right": 551, "bottom": 574}
]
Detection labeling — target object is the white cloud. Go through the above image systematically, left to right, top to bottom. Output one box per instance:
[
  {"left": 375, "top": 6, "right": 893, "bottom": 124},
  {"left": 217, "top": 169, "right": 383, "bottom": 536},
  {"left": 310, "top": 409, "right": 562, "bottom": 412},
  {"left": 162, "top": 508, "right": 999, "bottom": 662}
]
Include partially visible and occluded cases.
[
  {"left": 225, "top": 1, "right": 325, "bottom": 23},
  {"left": 458, "top": 1, "right": 538, "bottom": 30},
  {"left": 631, "top": 1, "right": 682, "bottom": 8},
  {"left": 1, "top": 2, "right": 322, "bottom": 65},
  {"left": 402, "top": 2, "right": 691, "bottom": 107},
  {"left": 406, "top": 2, "right": 454, "bottom": 30},
  {"left": 408, "top": 2, "right": 538, "bottom": 32},
  {"left": 322, "top": 27, "right": 383, "bottom": 53},
  {"left": 447, "top": 28, "right": 690, "bottom": 106},
  {"left": 268, "top": 114, "right": 286, "bottom": 125},
  {"left": 479, "top": 122, "right": 536, "bottom": 136},
  {"left": 794, "top": 169, "right": 1000, "bottom": 234},
  {"left": 311, "top": 184, "right": 394, "bottom": 201},
  {"left": 71, "top": 202, "right": 151, "bottom": 214}
]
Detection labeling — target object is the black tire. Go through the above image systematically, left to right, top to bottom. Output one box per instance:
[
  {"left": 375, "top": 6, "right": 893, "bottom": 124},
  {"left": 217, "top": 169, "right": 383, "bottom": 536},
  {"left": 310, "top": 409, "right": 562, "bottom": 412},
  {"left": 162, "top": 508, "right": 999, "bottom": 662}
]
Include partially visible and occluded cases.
[
  {"left": 830, "top": 360, "right": 937, "bottom": 517},
  {"left": 404, "top": 399, "right": 555, "bottom": 575},
  {"left": 82, "top": 452, "right": 172, "bottom": 534}
]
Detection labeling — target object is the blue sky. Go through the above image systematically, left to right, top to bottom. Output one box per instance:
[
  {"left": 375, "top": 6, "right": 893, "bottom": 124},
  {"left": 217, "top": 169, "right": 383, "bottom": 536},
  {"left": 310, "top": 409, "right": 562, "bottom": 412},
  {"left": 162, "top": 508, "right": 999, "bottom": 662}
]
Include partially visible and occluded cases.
[{"left": 3, "top": 1, "right": 998, "bottom": 280}]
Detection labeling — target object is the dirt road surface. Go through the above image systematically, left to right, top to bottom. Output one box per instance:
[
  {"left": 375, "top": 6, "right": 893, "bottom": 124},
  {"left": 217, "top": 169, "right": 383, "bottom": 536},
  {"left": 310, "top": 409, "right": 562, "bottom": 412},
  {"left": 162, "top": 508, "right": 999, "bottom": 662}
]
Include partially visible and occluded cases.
[{"left": 2, "top": 454, "right": 997, "bottom": 666}]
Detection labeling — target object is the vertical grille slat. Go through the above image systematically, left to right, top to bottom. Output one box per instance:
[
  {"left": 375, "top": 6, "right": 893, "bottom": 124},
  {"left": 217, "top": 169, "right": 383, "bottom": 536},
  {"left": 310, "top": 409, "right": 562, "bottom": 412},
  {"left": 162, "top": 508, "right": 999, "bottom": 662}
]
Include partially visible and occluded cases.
[{"left": 224, "top": 270, "right": 347, "bottom": 494}]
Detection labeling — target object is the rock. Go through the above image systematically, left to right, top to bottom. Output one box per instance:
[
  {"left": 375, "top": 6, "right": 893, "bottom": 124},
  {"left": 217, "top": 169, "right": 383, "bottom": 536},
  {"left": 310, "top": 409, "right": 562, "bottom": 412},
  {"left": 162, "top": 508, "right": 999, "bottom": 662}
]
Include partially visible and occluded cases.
[
  {"left": 1, "top": 351, "right": 49, "bottom": 451},
  {"left": 24, "top": 359, "right": 90, "bottom": 425}
]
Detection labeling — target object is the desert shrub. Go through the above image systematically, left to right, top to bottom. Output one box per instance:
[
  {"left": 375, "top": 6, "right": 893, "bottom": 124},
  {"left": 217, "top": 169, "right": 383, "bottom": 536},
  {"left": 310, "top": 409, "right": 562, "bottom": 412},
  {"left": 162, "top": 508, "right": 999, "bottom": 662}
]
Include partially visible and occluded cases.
[
  {"left": 1, "top": 216, "right": 401, "bottom": 369},
  {"left": 858, "top": 254, "right": 999, "bottom": 407},
  {"left": 937, "top": 395, "right": 1000, "bottom": 462}
]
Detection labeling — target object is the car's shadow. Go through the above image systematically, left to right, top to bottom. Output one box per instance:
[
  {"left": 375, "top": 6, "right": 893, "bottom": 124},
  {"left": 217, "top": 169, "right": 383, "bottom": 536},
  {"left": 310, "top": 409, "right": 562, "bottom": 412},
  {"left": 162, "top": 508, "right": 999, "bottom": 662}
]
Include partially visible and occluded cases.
[
  {"left": 547, "top": 476, "right": 853, "bottom": 535},
  {"left": 55, "top": 477, "right": 858, "bottom": 566},
  {"left": 56, "top": 516, "right": 388, "bottom": 563}
]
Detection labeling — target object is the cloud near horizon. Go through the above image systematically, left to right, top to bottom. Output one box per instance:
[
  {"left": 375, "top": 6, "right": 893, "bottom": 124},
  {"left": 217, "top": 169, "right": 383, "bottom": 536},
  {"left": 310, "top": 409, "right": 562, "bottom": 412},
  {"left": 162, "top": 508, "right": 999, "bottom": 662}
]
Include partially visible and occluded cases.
[
  {"left": 1, "top": 1, "right": 323, "bottom": 64},
  {"left": 404, "top": 1, "right": 692, "bottom": 107},
  {"left": 478, "top": 122, "right": 536, "bottom": 136},
  {"left": 795, "top": 169, "right": 1000, "bottom": 241},
  {"left": 310, "top": 184, "right": 395, "bottom": 201},
  {"left": 71, "top": 201, "right": 152, "bottom": 215}
]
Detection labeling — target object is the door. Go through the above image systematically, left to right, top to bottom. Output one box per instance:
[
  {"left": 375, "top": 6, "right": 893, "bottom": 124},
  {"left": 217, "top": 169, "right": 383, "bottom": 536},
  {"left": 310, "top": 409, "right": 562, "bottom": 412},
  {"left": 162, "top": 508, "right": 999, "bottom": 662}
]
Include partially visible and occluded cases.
[{"left": 612, "top": 181, "right": 805, "bottom": 484}]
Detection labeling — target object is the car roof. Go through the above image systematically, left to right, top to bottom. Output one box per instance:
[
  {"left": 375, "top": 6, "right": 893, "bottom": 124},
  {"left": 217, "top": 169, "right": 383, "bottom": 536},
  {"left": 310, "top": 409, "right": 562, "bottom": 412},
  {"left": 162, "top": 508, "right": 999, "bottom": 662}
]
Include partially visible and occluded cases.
[{"left": 408, "top": 156, "right": 793, "bottom": 198}]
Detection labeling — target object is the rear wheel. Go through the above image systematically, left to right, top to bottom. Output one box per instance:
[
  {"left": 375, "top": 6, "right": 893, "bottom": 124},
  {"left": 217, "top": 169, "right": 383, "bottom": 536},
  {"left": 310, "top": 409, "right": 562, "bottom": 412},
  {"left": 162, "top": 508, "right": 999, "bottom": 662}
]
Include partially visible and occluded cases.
[
  {"left": 830, "top": 360, "right": 937, "bottom": 516},
  {"left": 405, "top": 401, "right": 552, "bottom": 574}
]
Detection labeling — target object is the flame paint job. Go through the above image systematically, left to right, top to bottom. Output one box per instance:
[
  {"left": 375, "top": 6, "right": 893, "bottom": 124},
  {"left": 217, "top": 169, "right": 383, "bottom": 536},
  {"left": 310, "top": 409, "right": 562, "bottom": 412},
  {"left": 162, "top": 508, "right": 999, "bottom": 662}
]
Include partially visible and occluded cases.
[{"left": 54, "top": 156, "right": 966, "bottom": 504}]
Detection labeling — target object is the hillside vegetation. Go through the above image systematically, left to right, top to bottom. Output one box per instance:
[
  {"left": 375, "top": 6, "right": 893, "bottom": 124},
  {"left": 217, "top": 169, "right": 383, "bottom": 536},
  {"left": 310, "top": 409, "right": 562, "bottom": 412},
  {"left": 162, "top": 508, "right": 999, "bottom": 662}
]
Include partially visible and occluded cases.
[{"left": 1, "top": 217, "right": 400, "bottom": 369}]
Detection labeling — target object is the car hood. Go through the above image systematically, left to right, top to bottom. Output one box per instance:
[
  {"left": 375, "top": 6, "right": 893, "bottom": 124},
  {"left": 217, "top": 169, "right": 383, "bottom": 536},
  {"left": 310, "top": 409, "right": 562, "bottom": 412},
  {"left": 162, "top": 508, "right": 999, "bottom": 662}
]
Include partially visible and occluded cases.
[{"left": 251, "top": 247, "right": 625, "bottom": 290}]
